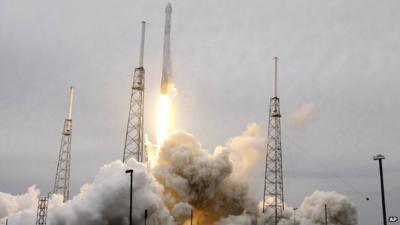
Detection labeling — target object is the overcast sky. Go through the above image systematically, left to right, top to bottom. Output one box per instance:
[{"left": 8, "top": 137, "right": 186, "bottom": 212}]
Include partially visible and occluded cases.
[{"left": 1, "top": 1, "right": 399, "bottom": 225}]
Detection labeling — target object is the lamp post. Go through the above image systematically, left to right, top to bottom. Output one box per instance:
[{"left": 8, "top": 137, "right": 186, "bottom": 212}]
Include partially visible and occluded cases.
[
  {"left": 373, "top": 154, "right": 387, "bottom": 225},
  {"left": 125, "top": 169, "right": 134, "bottom": 225},
  {"left": 324, "top": 204, "right": 328, "bottom": 225},
  {"left": 293, "top": 207, "right": 298, "bottom": 225},
  {"left": 144, "top": 209, "right": 148, "bottom": 225},
  {"left": 190, "top": 209, "right": 193, "bottom": 225}
]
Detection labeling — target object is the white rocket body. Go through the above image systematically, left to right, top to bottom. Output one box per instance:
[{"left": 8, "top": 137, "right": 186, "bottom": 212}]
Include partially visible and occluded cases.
[{"left": 161, "top": 3, "right": 172, "bottom": 95}]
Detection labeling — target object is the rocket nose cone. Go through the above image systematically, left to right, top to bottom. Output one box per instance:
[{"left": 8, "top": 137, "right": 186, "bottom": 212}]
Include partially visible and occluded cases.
[{"left": 165, "top": 3, "right": 172, "bottom": 13}]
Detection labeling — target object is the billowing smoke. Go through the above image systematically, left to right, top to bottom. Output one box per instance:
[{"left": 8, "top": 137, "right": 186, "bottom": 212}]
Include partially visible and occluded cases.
[
  {"left": 287, "top": 103, "right": 318, "bottom": 130},
  {"left": 224, "top": 123, "right": 267, "bottom": 198},
  {"left": 0, "top": 125, "right": 357, "bottom": 225},
  {"left": 153, "top": 130, "right": 255, "bottom": 224},
  {"left": 49, "top": 159, "right": 172, "bottom": 225},
  {"left": 1, "top": 160, "right": 173, "bottom": 225},
  {"left": 0, "top": 185, "right": 39, "bottom": 219},
  {"left": 215, "top": 191, "right": 357, "bottom": 225},
  {"left": 294, "top": 191, "right": 357, "bottom": 225},
  {"left": 171, "top": 202, "right": 192, "bottom": 225},
  {"left": 215, "top": 213, "right": 254, "bottom": 225}
]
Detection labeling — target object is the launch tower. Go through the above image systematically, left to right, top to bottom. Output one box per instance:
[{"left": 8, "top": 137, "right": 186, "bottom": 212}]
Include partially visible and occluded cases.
[
  {"left": 123, "top": 21, "right": 147, "bottom": 163},
  {"left": 263, "top": 57, "right": 284, "bottom": 224},
  {"left": 53, "top": 87, "right": 74, "bottom": 202},
  {"left": 35, "top": 196, "right": 48, "bottom": 225}
]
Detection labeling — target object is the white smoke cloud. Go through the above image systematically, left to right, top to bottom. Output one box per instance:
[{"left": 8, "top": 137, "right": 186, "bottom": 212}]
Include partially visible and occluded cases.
[
  {"left": 287, "top": 103, "right": 318, "bottom": 130},
  {"left": 223, "top": 123, "right": 267, "bottom": 200},
  {"left": 225, "top": 123, "right": 266, "bottom": 179},
  {"left": 0, "top": 125, "right": 357, "bottom": 225},
  {"left": 2, "top": 159, "right": 173, "bottom": 225},
  {"left": 49, "top": 159, "right": 172, "bottom": 225},
  {"left": 0, "top": 185, "right": 39, "bottom": 219},
  {"left": 216, "top": 190, "right": 357, "bottom": 225},
  {"left": 295, "top": 191, "right": 357, "bottom": 225},
  {"left": 1, "top": 209, "right": 37, "bottom": 225},
  {"left": 215, "top": 213, "right": 253, "bottom": 225}
]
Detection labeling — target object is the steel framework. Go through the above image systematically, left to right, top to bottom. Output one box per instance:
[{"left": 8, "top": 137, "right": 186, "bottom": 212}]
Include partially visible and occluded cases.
[
  {"left": 123, "top": 21, "right": 147, "bottom": 163},
  {"left": 263, "top": 57, "right": 284, "bottom": 225},
  {"left": 54, "top": 87, "right": 74, "bottom": 202},
  {"left": 35, "top": 196, "right": 49, "bottom": 225}
]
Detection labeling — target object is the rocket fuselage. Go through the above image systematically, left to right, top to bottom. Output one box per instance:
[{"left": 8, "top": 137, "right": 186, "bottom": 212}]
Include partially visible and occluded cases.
[{"left": 161, "top": 3, "right": 172, "bottom": 95}]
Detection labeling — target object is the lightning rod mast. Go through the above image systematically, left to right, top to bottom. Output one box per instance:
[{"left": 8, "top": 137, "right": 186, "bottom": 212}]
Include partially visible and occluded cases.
[
  {"left": 123, "top": 21, "right": 147, "bottom": 163},
  {"left": 263, "top": 57, "right": 284, "bottom": 225},
  {"left": 54, "top": 86, "right": 74, "bottom": 202}
]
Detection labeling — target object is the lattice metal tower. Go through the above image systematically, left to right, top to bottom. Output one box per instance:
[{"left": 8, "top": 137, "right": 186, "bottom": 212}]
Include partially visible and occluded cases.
[
  {"left": 123, "top": 21, "right": 147, "bottom": 163},
  {"left": 263, "top": 57, "right": 284, "bottom": 224},
  {"left": 54, "top": 87, "right": 74, "bottom": 202},
  {"left": 35, "top": 196, "right": 49, "bottom": 225}
]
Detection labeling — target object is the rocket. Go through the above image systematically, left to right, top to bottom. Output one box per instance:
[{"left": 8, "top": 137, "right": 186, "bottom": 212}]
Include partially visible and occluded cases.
[{"left": 161, "top": 3, "right": 173, "bottom": 95}]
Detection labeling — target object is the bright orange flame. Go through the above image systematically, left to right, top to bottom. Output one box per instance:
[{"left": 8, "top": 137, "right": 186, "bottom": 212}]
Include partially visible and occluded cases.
[{"left": 157, "top": 94, "right": 171, "bottom": 148}]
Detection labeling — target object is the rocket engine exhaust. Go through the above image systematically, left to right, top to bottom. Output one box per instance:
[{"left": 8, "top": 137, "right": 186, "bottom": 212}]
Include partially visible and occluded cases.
[
  {"left": 157, "top": 3, "right": 174, "bottom": 147},
  {"left": 161, "top": 3, "right": 173, "bottom": 95}
]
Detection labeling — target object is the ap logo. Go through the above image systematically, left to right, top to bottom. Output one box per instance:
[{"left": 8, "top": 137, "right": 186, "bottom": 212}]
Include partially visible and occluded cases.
[{"left": 389, "top": 216, "right": 398, "bottom": 222}]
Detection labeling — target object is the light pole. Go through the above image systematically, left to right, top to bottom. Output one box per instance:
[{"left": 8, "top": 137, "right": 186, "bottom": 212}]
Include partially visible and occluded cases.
[
  {"left": 373, "top": 154, "right": 387, "bottom": 225},
  {"left": 125, "top": 169, "right": 134, "bottom": 225},
  {"left": 324, "top": 204, "right": 327, "bottom": 225},
  {"left": 293, "top": 207, "right": 298, "bottom": 225},
  {"left": 144, "top": 209, "right": 148, "bottom": 225},
  {"left": 190, "top": 209, "right": 193, "bottom": 225},
  {"left": 245, "top": 210, "right": 251, "bottom": 225}
]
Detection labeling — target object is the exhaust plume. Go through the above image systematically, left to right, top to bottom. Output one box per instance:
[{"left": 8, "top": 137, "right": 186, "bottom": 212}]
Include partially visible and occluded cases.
[{"left": 1, "top": 125, "right": 357, "bottom": 225}]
